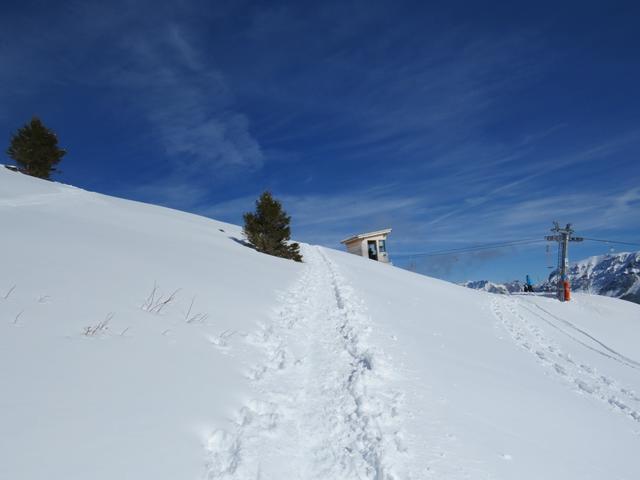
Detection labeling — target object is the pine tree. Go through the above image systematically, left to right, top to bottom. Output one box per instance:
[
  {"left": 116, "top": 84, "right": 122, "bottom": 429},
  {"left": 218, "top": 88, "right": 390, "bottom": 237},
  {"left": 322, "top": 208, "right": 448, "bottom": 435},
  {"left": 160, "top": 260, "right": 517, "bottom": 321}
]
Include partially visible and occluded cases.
[
  {"left": 7, "top": 117, "right": 66, "bottom": 180},
  {"left": 243, "top": 191, "right": 303, "bottom": 262}
]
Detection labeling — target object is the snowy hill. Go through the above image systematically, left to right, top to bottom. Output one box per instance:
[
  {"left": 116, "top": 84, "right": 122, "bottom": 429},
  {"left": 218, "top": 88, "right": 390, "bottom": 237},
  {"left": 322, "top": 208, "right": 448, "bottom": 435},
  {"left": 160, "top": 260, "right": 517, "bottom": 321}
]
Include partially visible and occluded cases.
[
  {"left": 2, "top": 167, "right": 640, "bottom": 480},
  {"left": 539, "top": 251, "right": 640, "bottom": 304}
]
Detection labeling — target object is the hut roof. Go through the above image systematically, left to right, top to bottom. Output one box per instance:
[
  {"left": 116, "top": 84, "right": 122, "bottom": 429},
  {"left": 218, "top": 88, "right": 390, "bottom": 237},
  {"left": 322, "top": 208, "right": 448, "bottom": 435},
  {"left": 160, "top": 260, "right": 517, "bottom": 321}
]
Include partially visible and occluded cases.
[{"left": 340, "top": 228, "right": 392, "bottom": 244}]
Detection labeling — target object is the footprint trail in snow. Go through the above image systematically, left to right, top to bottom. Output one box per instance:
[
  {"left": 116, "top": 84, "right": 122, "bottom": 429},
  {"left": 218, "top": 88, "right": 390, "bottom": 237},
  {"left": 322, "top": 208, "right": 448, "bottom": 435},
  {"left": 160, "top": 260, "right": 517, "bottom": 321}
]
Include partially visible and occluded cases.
[
  {"left": 205, "top": 246, "right": 409, "bottom": 479},
  {"left": 492, "top": 295, "right": 640, "bottom": 423}
]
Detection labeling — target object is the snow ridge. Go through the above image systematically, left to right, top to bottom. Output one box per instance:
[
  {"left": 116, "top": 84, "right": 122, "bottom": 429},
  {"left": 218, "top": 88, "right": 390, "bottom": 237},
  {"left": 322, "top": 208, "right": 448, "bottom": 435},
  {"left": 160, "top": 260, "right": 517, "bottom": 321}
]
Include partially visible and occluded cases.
[
  {"left": 204, "top": 246, "right": 407, "bottom": 479},
  {"left": 491, "top": 296, "right": 640, "bottom": 423}
]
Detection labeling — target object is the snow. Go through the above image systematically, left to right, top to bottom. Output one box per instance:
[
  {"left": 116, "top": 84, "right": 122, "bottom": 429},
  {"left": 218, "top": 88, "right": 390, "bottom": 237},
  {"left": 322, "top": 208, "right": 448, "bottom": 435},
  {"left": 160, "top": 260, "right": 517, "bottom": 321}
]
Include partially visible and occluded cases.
[{"left": 1, "top": 167, "right": 640, "bottom": 479}]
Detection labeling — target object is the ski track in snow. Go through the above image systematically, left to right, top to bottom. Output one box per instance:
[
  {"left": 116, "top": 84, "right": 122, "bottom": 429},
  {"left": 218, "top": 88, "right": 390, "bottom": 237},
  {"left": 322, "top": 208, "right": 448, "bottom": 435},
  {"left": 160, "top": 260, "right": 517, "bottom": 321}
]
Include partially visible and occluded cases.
[
  {"left": 205, "top": 246, "right": 409, "bottom": 479},
  {"left": 491, "top": 295, "right": 640, "bottom": 423},
  {"left": 522, "top": 301, "right": 640, "bottom": 370}
]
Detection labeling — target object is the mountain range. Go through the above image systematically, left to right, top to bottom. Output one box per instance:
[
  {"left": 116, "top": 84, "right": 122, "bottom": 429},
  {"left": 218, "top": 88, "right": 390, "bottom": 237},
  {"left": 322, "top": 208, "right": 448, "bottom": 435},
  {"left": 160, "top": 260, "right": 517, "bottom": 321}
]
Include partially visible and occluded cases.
[{"left": 463, "top": 251, "right": 640, "bottom": 304}]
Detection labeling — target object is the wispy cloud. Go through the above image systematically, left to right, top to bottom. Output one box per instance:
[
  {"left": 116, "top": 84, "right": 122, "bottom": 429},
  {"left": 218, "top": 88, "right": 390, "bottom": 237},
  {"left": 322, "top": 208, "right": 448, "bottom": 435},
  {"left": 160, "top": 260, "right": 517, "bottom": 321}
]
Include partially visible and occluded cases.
[
  {"left": 1, "top": 1, "right": 263, "bottom": 179},
  {"left": 102, "top": 25, "right": 263, "bottom": 176},
  {"left": 200, "top": 146, "right": 640, "bottom": 256},
  {"left": 203, "top": 186, "right": 425, "bottom": 243},
  {"left": 429, "top": 186, "right": 640, "bottom": 245}
]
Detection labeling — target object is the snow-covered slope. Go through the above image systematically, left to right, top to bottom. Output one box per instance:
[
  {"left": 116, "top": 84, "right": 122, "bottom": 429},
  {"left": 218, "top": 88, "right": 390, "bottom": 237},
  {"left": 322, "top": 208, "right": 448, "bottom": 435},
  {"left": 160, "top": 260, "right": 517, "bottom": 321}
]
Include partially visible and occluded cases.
[
  {"left": 2, "top": 167, "right": 640, "bottom": 480},
  {"left": 540, "top": 251, "right": 640, "bottom": 304}
]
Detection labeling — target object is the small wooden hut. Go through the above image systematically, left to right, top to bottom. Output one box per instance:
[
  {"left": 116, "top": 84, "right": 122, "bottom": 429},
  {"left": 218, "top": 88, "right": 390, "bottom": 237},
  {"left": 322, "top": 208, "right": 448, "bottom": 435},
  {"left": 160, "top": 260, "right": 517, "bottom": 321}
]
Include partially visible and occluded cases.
[{"left": 340, "top": 228, "right": 391, "bottom": 263}]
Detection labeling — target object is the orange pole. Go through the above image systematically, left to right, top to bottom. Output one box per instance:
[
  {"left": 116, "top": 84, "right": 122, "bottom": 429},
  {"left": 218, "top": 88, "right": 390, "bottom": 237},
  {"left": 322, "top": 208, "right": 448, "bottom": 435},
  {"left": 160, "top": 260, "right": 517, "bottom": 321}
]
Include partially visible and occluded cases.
[{"left": 563, "top": 280, "right": 571, "bottom": 301}]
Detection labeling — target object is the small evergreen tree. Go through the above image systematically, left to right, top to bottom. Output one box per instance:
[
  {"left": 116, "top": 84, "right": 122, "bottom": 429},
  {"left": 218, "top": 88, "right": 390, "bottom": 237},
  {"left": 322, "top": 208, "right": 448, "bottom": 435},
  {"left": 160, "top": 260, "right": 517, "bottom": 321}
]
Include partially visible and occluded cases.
[
  {"left": 7, "top": 117, "right": 66, "bottom": 180},
  {"left": 243, "top": 191, "right": 303, "bottom": 262}
]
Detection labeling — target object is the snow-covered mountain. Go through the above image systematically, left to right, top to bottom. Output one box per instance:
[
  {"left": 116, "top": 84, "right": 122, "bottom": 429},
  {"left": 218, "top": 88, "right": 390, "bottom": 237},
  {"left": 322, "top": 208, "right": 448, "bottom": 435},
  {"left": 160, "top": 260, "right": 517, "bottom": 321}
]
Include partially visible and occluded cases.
[
  {"left": 2, "top": 167, "right": 640, "bottom": 480},
  {"left": 463, "top": 251, "right": 640, "bottom": 305},
  {"left": 538, "top": 251, "right": 640, "bottom": 304},
  {"left": 460, "top": 279, "right": 523, "bottom": 294}
]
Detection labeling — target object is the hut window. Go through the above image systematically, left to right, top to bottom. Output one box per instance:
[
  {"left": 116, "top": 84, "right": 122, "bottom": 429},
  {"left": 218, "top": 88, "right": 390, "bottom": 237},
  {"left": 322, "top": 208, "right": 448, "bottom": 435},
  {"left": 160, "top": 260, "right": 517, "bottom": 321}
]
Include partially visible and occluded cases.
[{"left": 378, "top": 240, "right": 386, "bottom": 253}]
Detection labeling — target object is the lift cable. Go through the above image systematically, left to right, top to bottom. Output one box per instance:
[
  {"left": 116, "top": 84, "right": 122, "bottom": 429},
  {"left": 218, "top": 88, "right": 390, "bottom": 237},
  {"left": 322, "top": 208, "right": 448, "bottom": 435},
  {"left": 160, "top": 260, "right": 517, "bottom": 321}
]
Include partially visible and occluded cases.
[
  {"left": 392, "top": 236, "right": 640, "bottom": 260},
  {"left": 581, "top": 237, "right": 640, "bottom": 247},
  {"left": 394, "top": 238, "right": 545, "bottom": 258}
]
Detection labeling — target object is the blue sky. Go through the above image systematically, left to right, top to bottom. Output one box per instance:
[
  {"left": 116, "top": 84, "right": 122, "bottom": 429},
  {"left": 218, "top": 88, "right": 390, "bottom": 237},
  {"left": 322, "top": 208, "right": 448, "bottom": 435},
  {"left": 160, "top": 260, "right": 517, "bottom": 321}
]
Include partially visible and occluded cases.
[{"left": 2, "top": 0, "right": 639, "bottom": 282}]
